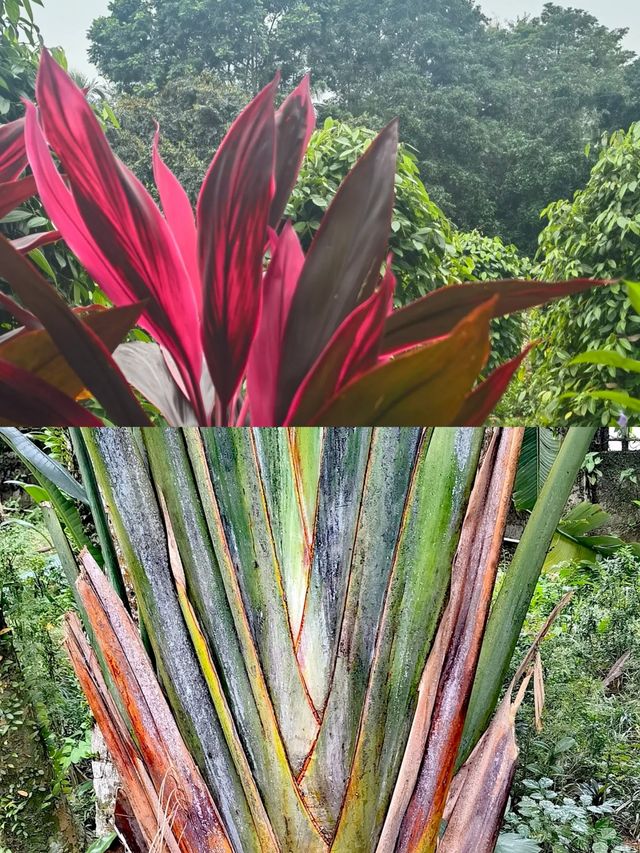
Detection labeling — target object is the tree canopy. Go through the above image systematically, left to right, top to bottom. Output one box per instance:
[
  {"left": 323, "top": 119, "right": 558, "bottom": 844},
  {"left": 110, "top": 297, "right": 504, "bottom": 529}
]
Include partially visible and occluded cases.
[{"left": 89, "top": 0, "right": 640, "bottom": 253}]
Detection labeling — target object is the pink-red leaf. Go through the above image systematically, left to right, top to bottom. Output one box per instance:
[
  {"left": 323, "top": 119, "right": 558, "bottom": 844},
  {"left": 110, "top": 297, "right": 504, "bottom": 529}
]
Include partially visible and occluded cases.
[
  {"left": 29, "top": 52, "right": 202, "bottom": 409},
  {"left": 269, "top": 75, "right": 315, "bottom": 229},
  {"left": 197, "top": 76, "right": 278, "bottom": 415},
  {"left": 0, "top": 118, "right": 28, "bottom": 182},
  {"left": 152, "top": 128, "right": 201, "bottom": 314},
  {"left": 246, "top": 222, "right": 304, "bottom": 425},
  {"left": 10, "top": 229, "right": 61, "bottom": 253}
]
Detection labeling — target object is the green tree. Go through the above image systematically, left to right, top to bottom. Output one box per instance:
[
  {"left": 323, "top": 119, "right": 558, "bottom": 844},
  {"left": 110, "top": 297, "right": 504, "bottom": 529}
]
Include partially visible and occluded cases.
[
  {"left": 89, "top": 1, "right": 640, "bottom": 253},
  {"left": 109, "top": 71, "right": 248, "bottom": 200},
  {"left": 530, "top": 123, "right": 640, "bottom": 424},
  {"left": 454, "top": 230, "right": 530, "bottom": 372}
]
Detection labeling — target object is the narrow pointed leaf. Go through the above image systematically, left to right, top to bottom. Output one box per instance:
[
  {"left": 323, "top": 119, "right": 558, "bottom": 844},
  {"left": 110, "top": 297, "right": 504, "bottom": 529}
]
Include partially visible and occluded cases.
[
  {"left": 29, "top": 54, "right": 202, "bottom": 404},
  {"left": 269, "top": 75, "right": 315, "bottom": 228},
  {"left": 197, "top": 78, "right": 277, "bottom": 413},
  {"left": 0, "top": 118, "right": 28, "bottom": 181},
  {"left": 276, "top": 120, "right": 398, "bottom": 421},
  {"left": 153, "top": 129, "right": 201, "bottom": 312},
  {"left": 0, "top": 175, "right": 37, "bottom": 218},
  {"left": 247, "top": 222, "right": 304, "bottom": 426},
  {"left": 10, "top": 229, "right": 60, "bottom": 253},
  {"left": 0, "top": 233, "right": 151, "bottom": 425},
  {"left": 383, "top": 279, "right": 605, "bottom": 354},
  {"left": 311, "top": 299, "right": 494, "bottom": 425},
  {"left": 453, "top": 344, "right": 533, "bottom": 426},
  {"left": 570, "top": 349, "right": 640, "bottom": 372},
  {"left": 0, "top": 426, "right": 87, "bottom": 502},
  {"left": 0, "top": 427, "right": 101, "bottom": 563}
]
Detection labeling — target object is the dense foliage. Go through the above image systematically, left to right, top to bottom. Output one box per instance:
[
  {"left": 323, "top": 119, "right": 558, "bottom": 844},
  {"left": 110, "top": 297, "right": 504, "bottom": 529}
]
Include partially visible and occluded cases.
[
  {"left": 89, "top": 0, "right": 640, "bottom": 253},
  {"left": 532, "top": 124, "right": 640, "bottom": 423},
  {"left": 0, "top": 504, "right": 93, "bottom": 851},
  {"left": 504, "top": 547, "right": 640, "bottom": 851}
]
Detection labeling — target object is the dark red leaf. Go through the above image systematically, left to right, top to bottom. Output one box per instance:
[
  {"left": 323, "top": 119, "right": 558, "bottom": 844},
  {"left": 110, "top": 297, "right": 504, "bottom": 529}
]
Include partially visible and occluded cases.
[
  {"left": 269, "top": 75, "right": 315, "bottom": 229},
  {"left": 197, "top": 76, "right": 278, "bottom": 416},
  {"left": 276, "top": 120, "right": 398, "bottom": 422},
  {"left": 0, "top": 175, "right": 37, "bottom": 219},
  {"left": 383, "top": 279, "right": 606, "bottom": 354},
  {"left": 0, "top": 357, "right": 101, "bottom": 425}
]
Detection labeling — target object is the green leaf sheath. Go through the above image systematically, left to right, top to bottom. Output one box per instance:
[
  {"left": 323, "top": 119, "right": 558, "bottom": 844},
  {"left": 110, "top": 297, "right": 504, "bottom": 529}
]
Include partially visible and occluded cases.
[
  {"left": 458, "top": 426, "right": 597, "bottom": 766},
  {"left": 146, "top": 427, "right": 324, "bottom": 852},
  {"left": 80, "top": 428, "right": 265, "bottom": 853},
  {"left": 299, "top": 428, "right": 422, "bottom": 834},
  {"left": 331, "top": 428, "right": 484, "bottom": 850}
]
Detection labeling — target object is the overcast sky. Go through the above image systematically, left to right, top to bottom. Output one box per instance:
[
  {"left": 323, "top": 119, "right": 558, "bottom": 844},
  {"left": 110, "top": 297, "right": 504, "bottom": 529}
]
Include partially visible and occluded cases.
[{"left": 35, "top": 0, "right": 640, "bottom": 77}]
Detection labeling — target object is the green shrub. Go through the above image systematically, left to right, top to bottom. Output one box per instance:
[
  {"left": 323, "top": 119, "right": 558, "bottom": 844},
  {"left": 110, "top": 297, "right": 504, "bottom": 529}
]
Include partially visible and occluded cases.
[
  {"left": 531, "top": 124, "right": 640, "bottom": 423},
  {"left": 507, "top": 549, "right": 640, "bottom": 845}
]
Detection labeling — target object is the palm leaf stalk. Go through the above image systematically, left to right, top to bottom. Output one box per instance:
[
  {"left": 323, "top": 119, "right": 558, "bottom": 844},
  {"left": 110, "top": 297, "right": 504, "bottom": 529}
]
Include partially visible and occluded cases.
[{"left": 57, "top": 426, "right": 591, "bottom": 852}]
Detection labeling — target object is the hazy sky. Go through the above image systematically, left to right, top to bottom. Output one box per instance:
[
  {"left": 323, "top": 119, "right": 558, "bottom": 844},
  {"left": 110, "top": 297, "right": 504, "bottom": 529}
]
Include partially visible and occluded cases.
[{"left": 35, "top": 0, "right": 640, "bottom": 76}]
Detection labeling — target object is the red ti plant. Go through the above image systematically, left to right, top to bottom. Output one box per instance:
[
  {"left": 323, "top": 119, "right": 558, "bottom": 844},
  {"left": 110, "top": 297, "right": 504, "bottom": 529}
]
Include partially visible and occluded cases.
[
  {"left": 1, "top": 51, "right": 606, "bottom": 425},
  {"left": 0, "top": 107, "right": 152, "bottom": 426}
]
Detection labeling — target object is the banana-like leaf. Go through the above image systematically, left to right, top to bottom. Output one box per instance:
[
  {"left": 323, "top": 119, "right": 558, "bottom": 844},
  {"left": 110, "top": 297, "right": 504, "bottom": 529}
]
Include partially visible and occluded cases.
[
  {"left": 0, "top": 426, "right": 87, "bottom": 503},
  {"left": 513, "top": 427, "right": 562, "bottom": 512},
  {"left": 544, "top": 501, "right": 640, "bottom": 570}
]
